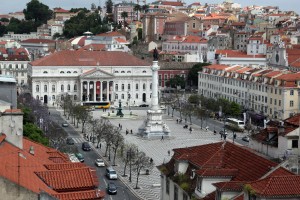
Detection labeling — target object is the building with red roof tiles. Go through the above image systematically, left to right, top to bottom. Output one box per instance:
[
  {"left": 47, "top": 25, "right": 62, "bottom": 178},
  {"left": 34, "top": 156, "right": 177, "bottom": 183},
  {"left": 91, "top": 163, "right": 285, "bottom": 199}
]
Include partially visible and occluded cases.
[
  {"left": 53, "top": 8, "right": 78, "bottom": 21},
  {"left": 20, "top": 39, "right": 56, "bottom": 60},
  {"left": 29, "top": 50, "right": 152, "bottom": 107},
  {"left": 199, "top": 64, "right": 300, "bottom": 120},
  {"left": 0, "top": 107, "right": 105, "bottom": 199},
  {"left": 158, "top": 141, "right": 296, "bottom": 200}
]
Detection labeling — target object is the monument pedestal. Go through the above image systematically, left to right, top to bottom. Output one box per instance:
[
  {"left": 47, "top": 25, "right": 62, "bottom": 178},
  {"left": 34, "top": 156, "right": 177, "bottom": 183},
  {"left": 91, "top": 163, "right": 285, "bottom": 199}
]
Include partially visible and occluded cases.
[{"left": 139, "top": 109, "right": 170, "bottom": 138}]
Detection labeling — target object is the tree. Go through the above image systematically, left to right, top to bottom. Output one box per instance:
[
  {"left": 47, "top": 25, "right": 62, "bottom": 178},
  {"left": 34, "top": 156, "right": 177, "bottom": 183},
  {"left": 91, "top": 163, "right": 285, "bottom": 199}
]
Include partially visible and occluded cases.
[
  {"left": 23, "top": 0, "right": 53, "bottom": 25},
  {"left": 106, "top": 0, "right": 113, "bottom": 14},
  {"left": 134, "top": 4, "right": 141, "bottom": 20},
  {"left": 141, "top": 4, "right": 149, "bottom": 13},
  {"left": 69, "top": 8, "right": 89, "bottom": 13},
  {"left": 121, "top": 11, "right": 128, "bottom": 25},
  {"left": 0, "top": 18, "right": 9, "bottom": 22},
  {"left": 0, "top": 25, "right": 6, "bottom": 37},
  {"left": 187, "top": 63, "right": 210, "bottom": 87},
  {"left": 167, "top": 75, "right": 185, "bottom": 89},
  {"left": 188, "top": 94, "right": 201, "bottom": 105},
  {"left": 229, "top": 101, "right": 242, "bottom": 117},
  {"left": 23, "top": 123, "right": 49, "bottom": 146},
  {"left": 111, "top": 129, "right": 124, "bottom": 166},
  {"left": 121, "top": 144, "right": 138, "bottom": 177},
  {"left": 133, "top": 151, "right": 154, "bottom": 189}
]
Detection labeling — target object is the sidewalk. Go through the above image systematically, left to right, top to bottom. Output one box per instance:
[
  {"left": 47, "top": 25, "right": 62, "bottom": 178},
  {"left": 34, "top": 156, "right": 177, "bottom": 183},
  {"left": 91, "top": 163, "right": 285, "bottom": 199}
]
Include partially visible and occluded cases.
[{"left": 59, "top": 108, "right": 223, "bottom": 200}]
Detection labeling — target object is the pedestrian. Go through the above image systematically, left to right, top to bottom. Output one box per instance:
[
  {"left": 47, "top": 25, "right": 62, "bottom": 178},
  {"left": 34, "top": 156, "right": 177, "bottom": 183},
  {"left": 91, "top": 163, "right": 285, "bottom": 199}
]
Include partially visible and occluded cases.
[
  {"left": 49, "top": 112, "right": 50, "bottom": 115},
  {"left": 176, "top": 119, "right": 178, "bottom": 124},
  {"left": 118, "top": 123, "right": 121, "bottom": 128},
  {"left": 120, "top": 125, "right": 122, "bottom": 129},
  {"left": 205, "top": 126, "right": 209, "bottom": 131},
  {"left": 189, "top": 127, "right": 192, "bottom": 134},
  {"left": 126, "top": 129, "right": 129, "bottom": 135},
  {"left": 130, "top": 129, "right": 133, "bottom": 134},
  {"left": 214, "top": 130, "right": 217, "bottom": 135},
  {"left": 161, "top": 135, "right": 164, "bottom": 141},
  {"left": 168, "top": 150, "right": 170, "bottom": 156},
  {"left": 150, "top": 158, "right": 153, "bottom": 164}
]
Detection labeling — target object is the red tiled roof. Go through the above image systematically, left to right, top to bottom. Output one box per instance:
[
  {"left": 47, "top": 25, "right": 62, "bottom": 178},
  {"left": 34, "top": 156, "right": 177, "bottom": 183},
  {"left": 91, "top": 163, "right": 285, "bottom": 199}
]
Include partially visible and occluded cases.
[
  {"left": 161, "top": 1, "right": 184, "bottom": 6},
  {"left": 54, "top": 8, "right": 69, "bottom": 13},
  {"left": 96, "top": 31, "right": 125, "bottom": 37},
  {"left": 182, "top": 35, "right": 207, "bottom": 43},
  {"left": 114, "top": 38, "right": 128, "bottom": 43},
  {"left": 21, "top": 39, "right": 55, "bottom": 44},
  {"left": 78, "top": 44, "right": 106, "bottom": 51},
  {"left": 216, "top": 49, "right": 266, "bottom": 58},
  {"left": 30, "top": 50, "right": 150, "bottom": 66},
  {"left": 204, "top": 64, "right": 229, "bottom": 70},
  {"left": 263, "top": 71, "right": 282, "bottom": 78},
  {"left": 275, "top": 73, "right": 300, "bottom": 81},
  {"left": 4, "top": 109, "right": 22, "bottom": 113},
  {"left": 284, "top": 113, "right": 300, "bottom": 126},
  {"left": 0, "top": 134, "right": 6, "bottom": 144},
  {"left": 173, "top": 142, "right": 278, "bottom": 181},
  {"left": 44, "top": 163, "right": 86, "bottom": 170},
  {"left": 35, "top": 167, "right": 97, "bottom": 191},
  {"left": 197, "top": 168, "right": 238, "bottom": 177},
  {"left": 249, "top": 176, "right": 300, "bottom": 197},
  {"left": 213, "top": 181, "right": 245, "bottom": 191},
  {"left": 53, "top": 189, "right": 105, "bottom": 200}
]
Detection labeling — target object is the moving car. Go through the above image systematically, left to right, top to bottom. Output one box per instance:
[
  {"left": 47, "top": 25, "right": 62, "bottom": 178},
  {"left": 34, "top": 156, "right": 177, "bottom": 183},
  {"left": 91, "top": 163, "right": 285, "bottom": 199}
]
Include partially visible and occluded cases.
[
  {"left": 139, "top": 104, "right": 149, "bottom": 107},
  {"left": 62, "top": 122, "right": 69, "bottom": 127},
  {"left": 242, "top": 136, "right": 250, "bottom": 142},
  {"left": 66, "top": 137, "right": 74, "bottom": 145},
  {"left": 82, "top": 142, "right": 91, "bottom": 151},
  {"left": 75, "top": 153, "right": 84, "bottom": 162},
  {"left": 95, "top": 158, "right": 105, "bottom": 167},
  {"left": 106, "top": 167, "right": 118, "bottom": 180},
  {"left": 107, "top": 182, "right": 117, "bottom": 195}
]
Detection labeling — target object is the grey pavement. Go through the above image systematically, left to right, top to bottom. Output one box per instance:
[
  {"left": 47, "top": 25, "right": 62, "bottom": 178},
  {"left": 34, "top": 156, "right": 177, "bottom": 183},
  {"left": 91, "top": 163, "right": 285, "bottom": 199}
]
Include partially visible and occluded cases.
[{"left": 57, "top": 108, "right": 233, "bottom": 200}]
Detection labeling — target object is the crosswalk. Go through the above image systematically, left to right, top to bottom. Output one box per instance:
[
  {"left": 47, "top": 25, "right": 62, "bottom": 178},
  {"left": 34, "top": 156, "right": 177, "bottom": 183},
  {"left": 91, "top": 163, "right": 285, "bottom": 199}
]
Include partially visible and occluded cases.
[{"left": 72, "top": 137, "right": 86, "bottom": 144}]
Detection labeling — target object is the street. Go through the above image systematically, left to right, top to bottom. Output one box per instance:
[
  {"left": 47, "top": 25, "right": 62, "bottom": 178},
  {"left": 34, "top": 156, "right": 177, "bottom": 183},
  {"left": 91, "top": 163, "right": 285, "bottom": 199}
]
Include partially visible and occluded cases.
[{"left": 49, "top": 108, "right": 139, "bottom": 200}]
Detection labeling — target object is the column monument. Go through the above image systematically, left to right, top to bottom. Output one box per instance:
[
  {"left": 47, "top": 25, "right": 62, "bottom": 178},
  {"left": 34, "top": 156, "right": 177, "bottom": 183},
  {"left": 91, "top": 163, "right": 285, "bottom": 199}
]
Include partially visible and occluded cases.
[{"left": 139, "top": 48, "right": 170, "bottom": 138}]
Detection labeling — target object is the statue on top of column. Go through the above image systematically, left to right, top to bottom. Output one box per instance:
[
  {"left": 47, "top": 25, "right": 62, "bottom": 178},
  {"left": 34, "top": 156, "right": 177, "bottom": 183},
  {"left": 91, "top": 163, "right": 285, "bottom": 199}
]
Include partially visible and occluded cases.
[{"left": 153, "top": 47, "right": 159, "bottom": 61}]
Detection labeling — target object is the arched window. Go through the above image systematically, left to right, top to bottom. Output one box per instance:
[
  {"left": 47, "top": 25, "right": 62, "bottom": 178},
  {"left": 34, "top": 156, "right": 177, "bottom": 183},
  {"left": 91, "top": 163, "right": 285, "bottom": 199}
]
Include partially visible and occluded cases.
[
  {"left": 21, "top": 64, "right": 24, "bottom": 69},
  {"left": 142, "top": 70, "right": 146, "bottom": 73},
  {"left": 43, "top": 71, "right": 48, "bottom": 74},
  {"left": 60, "top": 71, "right": 64, "bottom": 74},
  {"left": 67, "top": 71, "right": 71, "bottom": 73},
  {"left": 73, "top": 71, "right": 78, "bottom": 73},
  {"left": 114, "top": 71, "right": 119, "bottom": 73},
  {"left": 121, "top": 71, "right": 125, "bottom": 73},
  {"left": 127, "top": 71, "right": 131, "bottom": 73},
  {"left": 136, "top": 83, "right": 139, "bottom": 90},
  {"left": 143, "top": 83, "right": 146, "bottom": 90},
  {"left": 150, "top": 83, "right": 152, "bottom": 90},
  {"left": 61, "top": 84, "right": 64, "bottom": 92},
  {"left": 67, "top": 84, "right": 70, "bottom": 91},
  {"left": 74, "top": 84, "right": 77, "bottom": 91},
  {"left": 115, "top": 84, "right": 118, "bottom": 91},
  {"left": 122, "top": 84, "right": 124, "bottom": 91},
  {"left": 128, "top": 84, "right": 131, "bottom": 90},
  {"left": 36, "top": 85, "right": 39, "bottom": 92},
  {"left": 44, "top": 85, "right": 47, "bottom": 92},
  {"left": 52, "top": 85, "right": 55, "bottom": 92},
  {"left": 136, "top": 93, "right": 138, "bottom": 99},
  {"left": 115, "top": 94, "right": 118, "bottom": 99},
  {"left": 121, "top": 94, "right": 125, "bottom": 99},
  {"left": 36, "top": 95, "right": 39, "bottom": 100},
  {"left": 52, "top": 95, "right": 55, "bottom": 100},
  {"left": 61, "top": 95, "right": 64, "bottom": 101},
  {"left": 74, "top": 95, "right": 77, "bottom": 100}
]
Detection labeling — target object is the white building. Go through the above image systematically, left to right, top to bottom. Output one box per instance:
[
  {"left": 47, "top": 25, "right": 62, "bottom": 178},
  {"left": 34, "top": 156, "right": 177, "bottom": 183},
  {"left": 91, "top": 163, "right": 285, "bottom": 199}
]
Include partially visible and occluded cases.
[{"left": 28, "top": 50, "right": 152, "bottom": 107}]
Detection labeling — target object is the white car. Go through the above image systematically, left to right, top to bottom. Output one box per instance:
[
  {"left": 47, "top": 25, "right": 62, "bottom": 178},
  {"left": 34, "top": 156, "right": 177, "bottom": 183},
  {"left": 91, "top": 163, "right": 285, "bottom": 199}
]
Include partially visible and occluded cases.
[{"left": 95, "top": 159, "right": 105, "bottom": 167}]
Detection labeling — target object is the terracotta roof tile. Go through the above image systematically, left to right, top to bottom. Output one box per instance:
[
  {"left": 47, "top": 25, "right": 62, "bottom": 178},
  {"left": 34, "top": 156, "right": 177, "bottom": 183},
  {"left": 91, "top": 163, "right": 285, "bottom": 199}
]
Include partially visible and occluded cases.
[
  {"left": 96, "top": 31, "right": 125, "bottom": 37},
  {"left": 114, "top": 38, "right": 128, "bottom": 43},
  {"left": 21, "top": 39, "right": 55, "bottom": 44},
  {"left": 78, "top": 44, "right": 106, "bottom": 51},
  {"left": 216, "top": 49, "right": 266, "bottom": 58},
  {"left": 30, "top": 50, "right": 151, "bottom": 67},
  {"left": 204, "top": 64, "right": 229, "bottom": 70},
  {"left": 4, "top": 109, "right": 22, "bottom": 113},
  {"left": 44, "top": 163, "right": 86, "bottom": 170},
  {"left": 197, "top": 168, "right": 239, "bottom": 177},
  {"left": 213, "top": 181, "right": 245, "bottom": 191},
  {"left": 53, "top": 189, "right": 105, "bottom": 200}
]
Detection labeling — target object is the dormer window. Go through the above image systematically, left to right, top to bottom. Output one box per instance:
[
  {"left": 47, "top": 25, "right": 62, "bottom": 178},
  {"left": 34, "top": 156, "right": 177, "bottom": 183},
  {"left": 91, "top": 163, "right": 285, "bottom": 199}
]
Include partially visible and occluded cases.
[
  {"left": 142, "top": 70, "right": 146, "bottom": 73},
  {"left": 43, "top": 71, "right": 48, "bottom": 74},
  {"left": 60, "top": 71, "right": 64, "bottom": 73},
  {"left": 67, "top": 71, "right": 71, "bottom": 73},
  {"left": 73, "top": 71, "right": 78, "bottom": 73},
  {"left": 115, "top": 71, "right": 119, "bottom": 73},
  {"left": 121, "top": 71, "right": 125, "bottom": 73},
  {"left": 127, "top": 71, "right": 131, "bottom": 73}
]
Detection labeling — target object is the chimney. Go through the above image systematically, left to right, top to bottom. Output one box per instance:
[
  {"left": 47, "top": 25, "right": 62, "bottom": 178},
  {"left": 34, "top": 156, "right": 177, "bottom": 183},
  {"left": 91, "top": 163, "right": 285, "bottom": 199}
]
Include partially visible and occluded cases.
[{"left": 29, "top": 146, "right": 35, "bottom": 155}]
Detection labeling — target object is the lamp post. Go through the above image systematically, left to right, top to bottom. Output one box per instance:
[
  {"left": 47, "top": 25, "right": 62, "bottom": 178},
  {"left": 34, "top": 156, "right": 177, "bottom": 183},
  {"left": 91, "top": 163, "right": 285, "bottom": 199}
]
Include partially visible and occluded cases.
[{"left": 127, "top": 92, "right": 131, "bottom": 112}]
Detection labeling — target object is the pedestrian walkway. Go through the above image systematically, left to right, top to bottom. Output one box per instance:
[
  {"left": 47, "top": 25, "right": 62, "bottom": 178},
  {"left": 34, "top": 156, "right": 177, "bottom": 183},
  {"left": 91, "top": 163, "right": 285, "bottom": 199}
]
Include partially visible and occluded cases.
[
  {"left": 59, "top": 108, "right": 223, "bottom": 200},
  {"left": 72, "top": 137, "right": 86, "bottom": 144}
]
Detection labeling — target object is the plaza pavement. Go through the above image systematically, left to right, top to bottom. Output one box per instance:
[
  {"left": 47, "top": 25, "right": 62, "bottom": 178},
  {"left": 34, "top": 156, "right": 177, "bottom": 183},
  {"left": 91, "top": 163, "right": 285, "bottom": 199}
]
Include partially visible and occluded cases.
[{"left": 59, "top": 108, "right": 226, "bottom": 200}]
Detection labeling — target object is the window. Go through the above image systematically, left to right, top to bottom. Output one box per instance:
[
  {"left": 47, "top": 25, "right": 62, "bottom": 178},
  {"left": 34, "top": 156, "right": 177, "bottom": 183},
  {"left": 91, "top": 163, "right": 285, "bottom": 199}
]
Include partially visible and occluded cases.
[
  {"left": 192, "top": 22, "right": 196, "bottom": 28},
  {"left": 142, "top": 70, "right": 146, "bottom": 73},
  {"left": 43, "top": 71, "right": 48, "bottom": 74},
  {"left": 60, "top": 71, "right": 64, "bottom": 73},
  {"left": 67, "top": 71, "right": 71, "bottom": 73},
  {"left": 73, "top": 71, "right": 78, "bottom": 73},
  {"left": 115, "top": 71, "right": 119, "bottom": 73},
  {"left": 121, "top": 71, "right": 125, "bottom": 73},
  {"left": 127, "top": 71, "right": 131, "bottom": 73},
  {"left": 136, "top": 83, "right": 139, "bottom": 90},
  {"left": 143, "top": 83, "right": 146, "bottom": 90},
  {"left": 150, "top": 83, "right": 152, "bottom": 90},
  {"left": 61, "top": 84, "right": 64, "bottom": 92},
  {"left": 67, "top": 84, "right": 70, "bottom": 91},
  {"left": 74, "top": 84, "right": 77, "bottom": 91},
  {"left": 115, "top": 84, "right": 118, "bottom": 91},
  {"left": 122, "top": 84, "right": 125, "bottom": 91},
  {"left": 128, "top": 84, "right": 131, "bottom": 90},
  {"left": 36, "top": 85, "right": 39, "bottom": 92},
  {"left": 44, "top": 85, "right": 47, "bottom": 92},
  {"left": 52, "top": 85, "right": 55, "bottom": 92},
  {"left": 290, "top": 90, "right": 294, "bottom": 95},
  {"left": 136, "top": 93, "right": 138, "bottom": 99},
  {"left": 115, "top": 94, "right": 118, "bottom": 99},
  {"left": 121, "top": 94, "right": 124, "bottom": 99},
  {"left": 36, "top": 95, "right": 39, "bottom": 100},
  {"left": 52, "top": 95, "right": 55, "bottom": 100},
  {"left": 74, "top": 95, "right": 77, "bottom": 100},
  {"left": 270, "top": 98, "right": 272, "bottom": 104},
  {"left": 279, "top": 100, "right": 281, "bottom": 106},
  {"left": 290, "top": 100, "right": 294, "bottom": 107},
  {"left": 292, "top": 140, "right": 298, "bottom": 148},
  {"left": 197, "top": 177, "right": 202, "bottom": 192},
  {"left": 166, "top": 178, "right": 169, "bottom": 194},
  {"left": 174, "top": 186, "right": 178, "bottom": 200},
  {"left": 183, "top": 193, "right": 188, "bottom": 200}
]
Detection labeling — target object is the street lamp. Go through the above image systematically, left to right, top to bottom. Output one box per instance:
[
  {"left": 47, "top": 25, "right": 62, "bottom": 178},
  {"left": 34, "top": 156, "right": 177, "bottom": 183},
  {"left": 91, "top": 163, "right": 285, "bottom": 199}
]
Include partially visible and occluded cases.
[{"left": 127, "top": 92, "right": 131, "bottom": 111}]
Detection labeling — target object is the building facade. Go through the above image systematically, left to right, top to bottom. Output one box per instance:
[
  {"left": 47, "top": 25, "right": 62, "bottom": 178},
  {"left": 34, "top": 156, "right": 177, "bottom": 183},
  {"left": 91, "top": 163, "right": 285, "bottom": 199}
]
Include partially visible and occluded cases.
[{"left": 29, "top": 50, "right": 152, "bottom": 107}]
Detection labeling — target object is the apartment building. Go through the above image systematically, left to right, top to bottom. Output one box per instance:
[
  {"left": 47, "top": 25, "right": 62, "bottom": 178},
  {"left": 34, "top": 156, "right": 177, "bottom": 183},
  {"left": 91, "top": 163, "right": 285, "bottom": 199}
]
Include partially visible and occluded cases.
[{"left": 198, "top": 64, "right": 300, "bottom": 119}]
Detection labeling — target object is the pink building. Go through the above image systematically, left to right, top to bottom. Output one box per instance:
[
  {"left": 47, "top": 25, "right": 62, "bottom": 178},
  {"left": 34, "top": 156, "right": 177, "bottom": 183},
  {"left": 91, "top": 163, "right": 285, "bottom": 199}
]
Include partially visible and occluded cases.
[
  {"left": 142, "top": 12, "right": 169, "bottom": 42},
  {"left": 158, "top": 69, "right": 189, "bottom": 88}
]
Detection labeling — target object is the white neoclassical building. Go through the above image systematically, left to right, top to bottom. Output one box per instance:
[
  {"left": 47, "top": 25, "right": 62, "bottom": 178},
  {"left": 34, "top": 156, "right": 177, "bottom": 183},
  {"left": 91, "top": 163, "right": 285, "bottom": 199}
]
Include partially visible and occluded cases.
[{"left": 28, "top": 50, "right": 153, "bottom": 107}]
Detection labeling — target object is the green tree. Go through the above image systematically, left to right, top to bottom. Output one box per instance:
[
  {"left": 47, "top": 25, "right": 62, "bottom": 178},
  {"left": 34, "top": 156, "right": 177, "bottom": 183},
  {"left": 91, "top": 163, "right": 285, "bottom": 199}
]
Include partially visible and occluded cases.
[
  {"left": 23, "top": 0, "right": 53, "bottom": 25},
  {"left": 106, "top": 0, "right": 113, "bottom": 14},
  {"left": 134, "top": 4, "right": 141, "bottom": 20},
  {"left": 141, "top": 4, "right": 149, "bottom": 13},
  {"left": 69, "top": 8, "right": 89, "bottom": 13},
  {"left": 121, "top": 11, "right": 128, "bottom": 25},
  {"left": 0, "top": 18, "right": 9, "bottom": 22},
  {"left": 0, "top": 25, "right": 6, "bottom": 37},
  {"left": 187, "top": 63, "right": 210, "bottom": 87},
  {"left": 167, "top": 75, "right": 185, "bottom": 89},
  {"left": 229, "top": 101, "right": 242, "bottom": 117},
  {"left": 23, "top": 123, "right": 49, "bottom": 146}
]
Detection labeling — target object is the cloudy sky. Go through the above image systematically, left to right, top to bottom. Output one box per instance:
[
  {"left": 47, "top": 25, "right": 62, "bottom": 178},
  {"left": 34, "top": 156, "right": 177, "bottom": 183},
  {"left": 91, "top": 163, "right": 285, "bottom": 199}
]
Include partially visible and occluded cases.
[{"left": 1, "top": 0, "right": 299, "bottom": 14}]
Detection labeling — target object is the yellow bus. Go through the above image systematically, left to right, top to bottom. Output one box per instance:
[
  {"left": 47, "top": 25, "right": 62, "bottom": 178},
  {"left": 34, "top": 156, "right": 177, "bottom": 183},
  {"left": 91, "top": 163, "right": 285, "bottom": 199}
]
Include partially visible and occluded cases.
[{"left": 82, "top": 102, "right": 111, "bottom": 109}]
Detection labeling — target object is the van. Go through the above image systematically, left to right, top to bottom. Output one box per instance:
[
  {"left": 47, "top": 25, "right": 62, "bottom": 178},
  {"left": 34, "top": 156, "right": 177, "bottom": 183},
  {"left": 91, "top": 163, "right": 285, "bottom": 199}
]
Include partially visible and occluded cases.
[{"left": 106, "top": 167, "right": 118, "bottom": 180}]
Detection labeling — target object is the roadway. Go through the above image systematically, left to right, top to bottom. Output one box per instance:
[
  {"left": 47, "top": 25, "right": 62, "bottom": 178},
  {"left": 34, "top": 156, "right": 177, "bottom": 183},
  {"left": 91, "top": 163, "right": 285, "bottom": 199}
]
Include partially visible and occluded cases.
[{"left": 49, "top": 108, "right": 138, "bottom": 200}]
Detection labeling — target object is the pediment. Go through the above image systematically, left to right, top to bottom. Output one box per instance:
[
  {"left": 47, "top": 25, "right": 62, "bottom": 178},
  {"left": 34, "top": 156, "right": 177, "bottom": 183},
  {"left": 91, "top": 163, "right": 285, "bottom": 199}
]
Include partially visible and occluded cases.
[{"left": 81, "top": 68, "right": 114, "bottom": 78}]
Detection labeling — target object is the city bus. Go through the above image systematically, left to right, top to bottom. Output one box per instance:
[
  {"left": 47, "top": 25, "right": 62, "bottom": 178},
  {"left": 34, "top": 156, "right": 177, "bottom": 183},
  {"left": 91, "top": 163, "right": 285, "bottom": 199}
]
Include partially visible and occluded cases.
[
  {"left": 82, "top": 102, "right": 111, "bottom": 109},
  {"left": 225, "top": 118, "right": 245, "bottom": 131}
]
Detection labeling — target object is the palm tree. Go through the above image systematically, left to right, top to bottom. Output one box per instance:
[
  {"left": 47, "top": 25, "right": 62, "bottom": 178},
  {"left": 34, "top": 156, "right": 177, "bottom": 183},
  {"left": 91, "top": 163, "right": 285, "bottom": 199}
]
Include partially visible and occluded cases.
[
  {"left": 134, "top": 4, "right": 141, "bottom": 21},
  {"left": 141, "top": 4, "right": 149, "bottom": 13},
  {"left": 121, "top": 11, "right": 128, "bottom": 26}
]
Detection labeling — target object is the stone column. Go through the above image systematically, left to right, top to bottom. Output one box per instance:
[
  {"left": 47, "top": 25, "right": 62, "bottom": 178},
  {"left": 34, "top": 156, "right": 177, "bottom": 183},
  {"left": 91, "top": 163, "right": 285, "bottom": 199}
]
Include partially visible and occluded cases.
[
  {"left": 151, "top": 61, "right": 159, "bottom": 111},
  {"left": 80, "top": 80, "right": 83, "bottom": 102},
  {"left": 87, "top": 81, "right": 90, "bottom": 101},
  {"left": 93, "top": 81, "right": 96, "bottom": 102},
  {"left": 100, "top": 81, "right": 103, "bottom": 101},
  {"left": 106, "top": 81, "right": 109, "bottom": 102}
]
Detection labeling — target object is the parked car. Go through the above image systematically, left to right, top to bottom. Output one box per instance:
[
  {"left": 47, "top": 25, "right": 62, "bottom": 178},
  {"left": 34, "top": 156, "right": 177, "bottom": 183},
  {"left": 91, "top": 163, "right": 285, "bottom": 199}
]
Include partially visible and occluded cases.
[
  {"left": 139, "top": 104, "right": 149, "bottom": 107},
  {"left": 62, "top": 122, "right": 69, "bottom": 127},
  {"left": 242, "top": 136, "right": 250, "bottom": 142},
  {"left": 66, "top": 137, "right": 74, "bottom": 145},
  {"left": 82, "top": 142, "right": 91, "bottom": 151},
  {"left": 75, "top": 153, "right": 84, "bottom": 162},
  {"left": 95, "top": 159, "right": 105, "bottom": 167},
  {"left": 106, "top": 167, "right": 118, "bottom": 180},
  {"left": 107, "top": 182, "right": 117, "bottom": 195}
]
